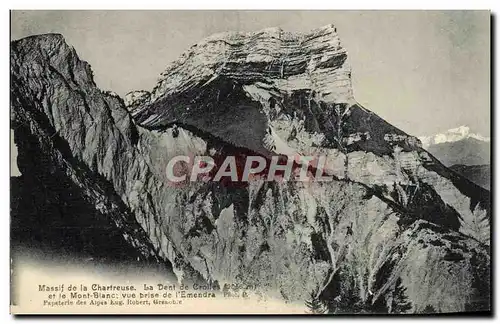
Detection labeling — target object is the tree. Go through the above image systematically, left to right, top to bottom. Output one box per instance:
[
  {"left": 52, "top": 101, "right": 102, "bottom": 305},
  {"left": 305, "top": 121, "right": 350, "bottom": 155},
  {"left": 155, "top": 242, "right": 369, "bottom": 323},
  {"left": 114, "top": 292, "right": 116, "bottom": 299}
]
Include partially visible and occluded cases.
[
  {"left": 465, "top": 251, "right": 490, "bottom": 312},
  {"left": 321, "top": 267, "right": 365, "bottom": 314},
  {"left": 390, "top": 277, "right": 412, "bottom": 314},
  {"left": 305, "top": 290, "right": 327, "bottom": 314},
  {"left": 420, "top": 305, "right": 436, "bottom": 314}
]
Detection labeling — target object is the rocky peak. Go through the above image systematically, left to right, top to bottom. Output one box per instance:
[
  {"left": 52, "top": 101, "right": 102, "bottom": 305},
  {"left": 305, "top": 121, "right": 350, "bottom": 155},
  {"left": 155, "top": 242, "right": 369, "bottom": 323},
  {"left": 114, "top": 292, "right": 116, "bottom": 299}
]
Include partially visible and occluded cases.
[
  {"left": 130, "top": 24, "right": 418, "bottom": 157},
  {"left": 142, "top": 24, "right": 353, "bottom": 109},
  {"left": 117, "top": 25, "right": 489, "bottom": 246},
  {"left": 10, "top": 27, "right": 491, "bottom": 313},
  {"left": 11, "top": 33, "right": 96, "bottom": 91},
  {"left": 12, "top": 33, "right": 67, "bottom": 56},
  {"left": 124, "top": 90, "right": 151, "bottom": 114}
]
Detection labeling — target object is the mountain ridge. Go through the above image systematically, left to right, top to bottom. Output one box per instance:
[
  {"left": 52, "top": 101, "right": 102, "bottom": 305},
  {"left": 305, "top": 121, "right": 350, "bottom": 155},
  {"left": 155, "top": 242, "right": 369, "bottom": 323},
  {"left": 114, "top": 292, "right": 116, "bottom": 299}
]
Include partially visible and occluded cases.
[
  {"left": 131, "top": 25, "right": 490, "bottom": 244},
  {"left": 10, "top": 28, "right": 491, "bottom": 313},
  {"left": 419, "top": 126, "right": 490, "bottom": 149},
  {"left": 425, "top": 137, "right": 490, "bottom": 167}
]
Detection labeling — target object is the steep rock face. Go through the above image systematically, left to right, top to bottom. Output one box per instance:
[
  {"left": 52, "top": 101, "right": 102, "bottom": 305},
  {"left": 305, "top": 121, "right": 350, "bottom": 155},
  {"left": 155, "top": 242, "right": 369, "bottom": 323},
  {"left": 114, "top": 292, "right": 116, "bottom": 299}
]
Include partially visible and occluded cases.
[
  {"left": 133, "top": 25, "right": 353, "bottom": 116},
  {"left": 133, "top": 26, "right": 490, "bottom": 246},
  {"left": 11, "top": 29, "right": 490, "bottom": 314},
  {"left": 11, "top": 34, "right": 180, "bottom": 281}
]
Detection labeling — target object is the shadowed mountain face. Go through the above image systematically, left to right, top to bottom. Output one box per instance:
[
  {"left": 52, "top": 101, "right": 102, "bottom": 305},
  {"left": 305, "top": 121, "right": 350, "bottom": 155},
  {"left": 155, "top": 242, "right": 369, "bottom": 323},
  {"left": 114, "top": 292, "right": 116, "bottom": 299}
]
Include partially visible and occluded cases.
[
  {"left": 11, "top": 27, "right": 490, "bottom": 314},
  {"left": 426, "top": 138, "right": 490, "bottom": 167},
  {"left": 450, "top": 164, "right": 490, "bottom": 190}
]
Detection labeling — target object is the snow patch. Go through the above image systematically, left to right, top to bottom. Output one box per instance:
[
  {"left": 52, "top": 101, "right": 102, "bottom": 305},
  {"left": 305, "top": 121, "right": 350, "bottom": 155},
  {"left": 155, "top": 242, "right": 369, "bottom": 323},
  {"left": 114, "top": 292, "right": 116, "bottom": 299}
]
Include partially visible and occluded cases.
[{"left": 419, "top": 126, "right": 490, "bottom": 148}]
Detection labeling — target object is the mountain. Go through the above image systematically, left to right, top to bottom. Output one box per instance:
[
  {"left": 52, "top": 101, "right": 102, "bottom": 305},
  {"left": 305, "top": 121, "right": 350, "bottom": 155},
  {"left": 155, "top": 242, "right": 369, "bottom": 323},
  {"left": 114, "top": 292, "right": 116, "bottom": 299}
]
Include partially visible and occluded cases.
[
  {"left": 10, "top": 27, "right": 490, "bottom": 314},
  {"left": 419, "top": 126, "right": 490, "bottom": 166},
  {"left": 419, "top": 126, "right": 490, "bottom": 149},
  {"left": 419, "top": 126, "right": 490, "bottom": 188},
  {"left": 426, "top": 138, "right": 490, "bottom": 167},
  {"left": 450, "top": 164, "right": 490, "bottom": 190}
]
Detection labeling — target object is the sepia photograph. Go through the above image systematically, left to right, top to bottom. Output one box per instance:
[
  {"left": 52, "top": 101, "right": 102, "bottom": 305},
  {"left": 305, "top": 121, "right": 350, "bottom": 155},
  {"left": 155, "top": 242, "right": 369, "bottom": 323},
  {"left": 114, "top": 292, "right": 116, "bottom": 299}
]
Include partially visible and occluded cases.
[{"left": 9, "top": 9, "right": 491, "bottom": 315}]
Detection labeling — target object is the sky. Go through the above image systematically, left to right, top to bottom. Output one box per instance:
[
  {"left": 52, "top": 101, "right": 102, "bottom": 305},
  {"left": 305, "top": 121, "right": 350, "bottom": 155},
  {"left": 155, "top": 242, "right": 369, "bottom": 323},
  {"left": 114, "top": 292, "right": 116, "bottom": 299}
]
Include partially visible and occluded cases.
[{"left": 10, "top": 10, "right": 490, "bottom": 137}]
